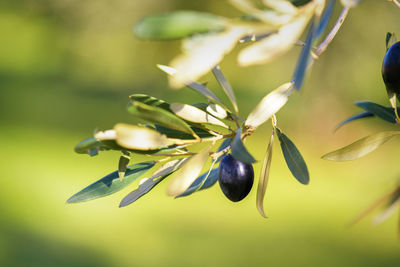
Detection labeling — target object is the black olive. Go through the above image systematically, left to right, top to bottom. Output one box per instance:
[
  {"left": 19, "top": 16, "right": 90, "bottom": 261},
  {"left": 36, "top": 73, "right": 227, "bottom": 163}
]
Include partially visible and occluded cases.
[
  {"left": 382, "top": 41, "right": 400, "bottom": 97},
  {"left": 218, "top": 154, "right": 254, "bottom": 202}
]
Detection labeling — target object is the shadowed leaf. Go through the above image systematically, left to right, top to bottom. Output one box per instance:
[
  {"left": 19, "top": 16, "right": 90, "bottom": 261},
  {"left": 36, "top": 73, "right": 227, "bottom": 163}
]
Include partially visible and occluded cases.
[
  {"left": 134, "top": 11, "right": 227, "bottom": 40},
  {"left": 293, "top": 17, "right": 316, "bottom": 91},
  {"left": 212, "top": 65, "right": 238, "bottom": 113},
  {"left": 245, "top": 82, "right": 292, "bottom": 128},
  {"left": 129, "top": 94, "right": 170, "bottom": 111},
  {"left": 355, "top": 101, "right": 398, "bottom": 124},
  {"left": 334, "top": 111, "right": 374, "bottom": 131},
  {"left": 155, "top": 125, "right": 213, "bottom": 140},
  {"left": 276, "top": 128, "right": 309, "bottom": 185},
  {"left": 231, "top": 129, "right": 256, "bottom": 164},
  {"left": 257, "top": 129, "right": 274, "bottom": 218},
  {"left": 322, "top": 131, "right": 400, "bottom": 161},
  {"left": 74, "top": 137, "right": 111, "bottom": 156},
  {"left": 216, "top": 137, "right": 232, "bottom": 162},
  {"left": 167, "top": 145, "right": 212, "bottom": 196},
  {"left": 118, "top": 151, "right": 131, "bottom": 180},
  {"left": 119, "top": 158, "right": 188, "bottom": 207},
  {"left": 67, "top": 161, "right": 156, "bottom": 203},
  {"left": 176, "top": 168, "right": 219, "bottom": 198}
]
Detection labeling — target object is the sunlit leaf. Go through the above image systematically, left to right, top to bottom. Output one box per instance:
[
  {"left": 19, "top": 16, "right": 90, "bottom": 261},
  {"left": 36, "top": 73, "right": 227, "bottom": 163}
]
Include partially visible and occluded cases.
[
  {"left": 262, "top": 0, "right": 298, "bottom": 14},
  {"left": 315, "top": 0, "right": 335, "bottom": 40},
  {"left": 340, "top": 0, "right": 361, "bottom": 8},
  {"left": 238, "top": 2, "right": 315, "bottom": 66},
  {"left": 134, "top": 11, "right": 228, "bottom": 40},
  {"left": 293, "top": 17, "right": 316, "bottom": 91},
  {"left": 169, "top": 27, "right": 247, "bottom": 88},
  {"left": 386, "top": 32, "right": 397, "bottom": 51},
  {"left": 212, "top": 65, "right": 238, "bottom": 113},
  {"left": 245, "top": 82, "right": 292, "bottom": 128},
  {"left": 128, "top": 101, "right": 195, "bottom": 136},
  {"left": 354, "top": 101, "right": 398, "bottom": 124},
  {"left": 170, "top": 103, "right": 229, "bottom": 128},
  {"left": 206, "top": 103, "right": 228, "bottom": 119},
  {"left": 334, "top": 111, "right": 374, "bottom": 131},
  {"left": 113, "top": 124, "right": 175, "bottom": 150},
  {"left": 276, "top": 128, "right": 309, "bottom": 185},
  {"left": 231, "top": 129, "right": 256, "bottom": 164},
  {"left": 257, "top": 129, "right": 274, "bottom": 218},
  {"left": 322, "top": 131, "right": 400, "bottom": 161},
  {"left": 74, "top": 136, "right": 111, "bottom": 156},
  {"left": 167, "top": 145, "right": 212, "bottom": 196},
  {"left": 118, "top": 151, "right": 131, "bottom": 180},
  {"left": 119, "top": 158, "right": 188, "bottom": 207},
  {"left": 67, "top": 161, "right": 156, "bottom": 203},
  {"left": 176, "top": 168, "right": 219, "bottom": 198}
]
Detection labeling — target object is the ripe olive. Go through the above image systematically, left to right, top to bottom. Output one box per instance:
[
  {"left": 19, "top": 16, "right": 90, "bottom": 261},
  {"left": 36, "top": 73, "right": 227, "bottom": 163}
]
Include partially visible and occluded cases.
[
  {"left": 382, "top": 41, "right": 400, "bottom": 96},
  {"left": 218, "top": 154, "right": 254, "bottom": 202}
]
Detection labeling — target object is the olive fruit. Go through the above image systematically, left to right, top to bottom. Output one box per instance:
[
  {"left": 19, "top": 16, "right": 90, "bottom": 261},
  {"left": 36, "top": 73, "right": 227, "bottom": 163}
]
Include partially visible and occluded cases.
[
  {"left": 382, "top": 41, "right": 400, "bottom": 96},
  {"left": 218, "top": 154, "right": 254, "bottom": 202}
]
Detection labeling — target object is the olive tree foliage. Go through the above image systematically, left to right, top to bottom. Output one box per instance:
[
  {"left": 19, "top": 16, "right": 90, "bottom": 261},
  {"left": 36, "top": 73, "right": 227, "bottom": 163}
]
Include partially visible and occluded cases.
[{"left": 69, "top": 0, "right": 400, "bottom": 229}]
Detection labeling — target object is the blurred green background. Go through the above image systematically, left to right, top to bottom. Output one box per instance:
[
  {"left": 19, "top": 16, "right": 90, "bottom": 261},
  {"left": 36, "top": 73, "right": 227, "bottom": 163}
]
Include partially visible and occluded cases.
[{"left": 0, "top": 0, "right": 399, "bottom": 266}]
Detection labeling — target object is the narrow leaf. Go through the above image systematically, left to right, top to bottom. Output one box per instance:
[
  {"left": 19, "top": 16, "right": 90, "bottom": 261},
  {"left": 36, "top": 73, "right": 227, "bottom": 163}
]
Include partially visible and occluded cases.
[
  {"left": 262, "top": 0, "right": 298, "bottom": 14},
  {"left": 315, "top": 0, "right": 335, "bottom": 40},
  {"left": 134, "top": 11, "right": 227, "bottom": 40},
  {"left": 293, "top": 17, "right": 316, "bottom": 91},
  {"left": 212, "top": 65, "right": 238, "bottom": 113},
  {"left": 245, "top": 82, "right": 292, "bottom": 128},
  {"left": 128, "top": 101, "right": 195, "bottom": 136},
  {"left": 355, "top": 101, "right": 397, "bottom": 124},
  {"left": 170, "top": 103, "right": 228, "bottom": 128},
  {"left": 206, "top": 103, "right": 228, "bottom": 119},
  {"left": 334, "top": 111, "right": 374, "bottom": 131},
  {"left": 114, "top": 124, "right": 175, "bottom": 150},
  {"left": 154, "top": 125, "right": 213, "bottom": 140},
  {"left": 276, "top": 128, "right": 309, "bottom": 185},
  {"left": 231, "top": 129, "right": 256, "bottom": 164},
  {"left": 257, "top": 130, "right": 274, "bottom": 218},
  {"left": 322, "top": 131, "right": 400, "bottom": 161},
  {"left": 74, "top": 137, "right": 111, "bottom": 156},
  {"left": 216, "top": 137, "right": 232, "bottom": 162},
  {"left": 167, "top": 145, "right": 212, "bottom": 196},
  {"left": 118, "top": 151, "right": 131, "bottom": 180},
  {"left": 119, "top": 158, "right": 188, "bottom": 207},
  {"left": 67, "top": 161, "right": 156, "bottom": 203},
  {"left": 176, "top": 167, "right": 219, "bottom": 198},
  {"left": 373, "top": 193, "right": 400, "bottom": 225}
]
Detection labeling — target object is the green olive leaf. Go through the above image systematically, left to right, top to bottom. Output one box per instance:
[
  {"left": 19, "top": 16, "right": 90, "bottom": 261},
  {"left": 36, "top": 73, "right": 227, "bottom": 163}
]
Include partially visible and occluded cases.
[
  {"left": 315, "top": 0, "right": 335, "bottom": 40},
  {"left": 134, "top": 11, "right": 228, "bottom": 40},
  {"left": 293, "top": 17, "right": 316, "bottom": 91},
  {"left": 212, "top": 65, "right": 238, "bottom": 113},
  {"left": 245, "top": 82, "right": 292, "bottom": 128},
  {"left": 129, "top": 94, "right": 170, "bottom": 111},
  {"left": 128, "top": 101, "right": 196, "bottom": 136},
  {"left": 354, "top": 101, "right": 398, "bottom": 124},
  {"left": 170, "top": 103, "right": 229, "bottom": 128},
  {"left": 206, "top": 103, "right": 228, "bottom": 120},
  {"left": 334, "top": 111, "right": 374, "bottom": 132},
  {"left": 113, "top": 124, "right": 175, "bottom": 151},
  {"left": 154, "top": 125, "right": 213, "bottom": 140},
  {"left": 276, "top": 128, "right": 309, "bottom": 185},
  {"left": 231, "top": 129, "right": 256, "bottom": 164},
  {"left": 257, "top": 129, "right": 274, "bottom": 218},
  {"left": 322, "top": 131, "right": 400, "bottom": 161},
  {"left": 74, "top": 136, "right": 111, "bottom": 156},
  {"left": 167, "top": 145, "right": 212, "bottom": 196},
  {"left": 118, "top": 151, "right": 131, "bottom": 180},
  {"left": 119, "top": 158, "right": 188, "bottom": 207},
  {"left": 67, "top": 161, "right": 156, "bottom": 203},
  {"left": 175, "top": 168, "right": 219, "bottom": 198}
]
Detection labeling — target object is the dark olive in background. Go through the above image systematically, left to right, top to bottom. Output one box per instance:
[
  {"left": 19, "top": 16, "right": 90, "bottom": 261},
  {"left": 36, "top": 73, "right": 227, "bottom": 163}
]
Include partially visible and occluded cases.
[
  {"left": 382, "top": 41, "right": 400, "bottom": 97},
  {"left": 218, "top": 154, "right": 254, "bottom": 202}
]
